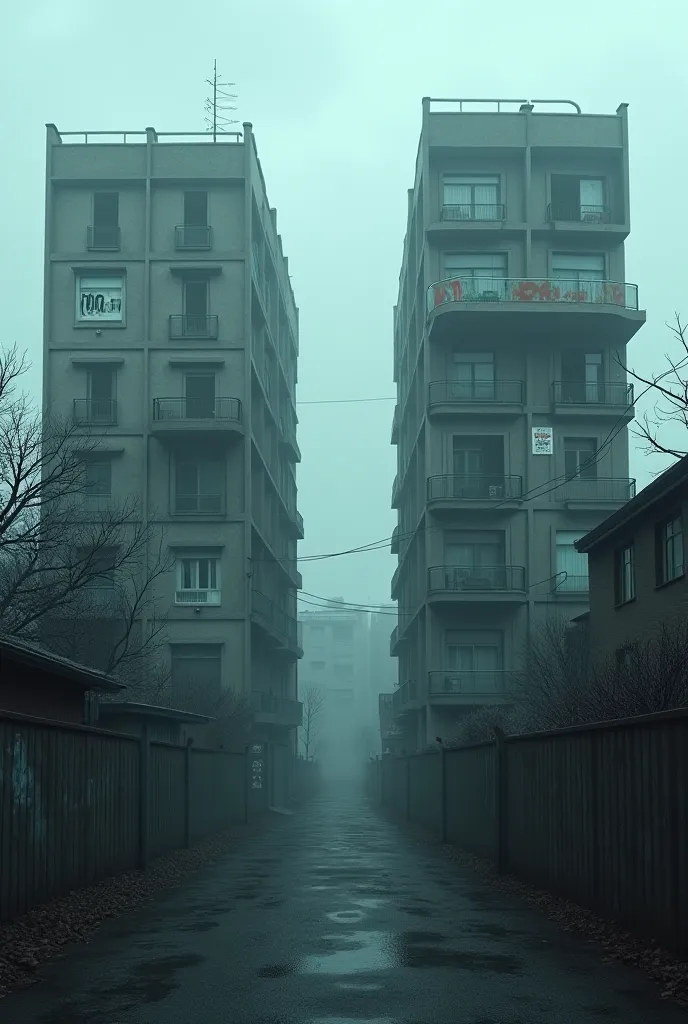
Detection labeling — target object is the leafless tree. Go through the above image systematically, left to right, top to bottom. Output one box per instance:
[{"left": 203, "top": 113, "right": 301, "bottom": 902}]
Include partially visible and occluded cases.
[
  {"left": 624, "top": 315, "right": 688, "bottom": 460},
  {"left": 0, "top": 345, "right": 172, "bottom": 674},
  {"left": 300, "top": 684, "right": 324, "bottom": 761}
]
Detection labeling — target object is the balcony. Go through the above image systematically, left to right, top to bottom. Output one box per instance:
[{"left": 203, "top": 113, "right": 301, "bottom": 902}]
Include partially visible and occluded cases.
[
  {"left": 441, "top": 203, "right": 506, "bottom": 223},
  {"left": 547, "top": 204, "right": 611, "bottom": 225},
  {"left": 174, "top": 224, "right": 212, "bottom": 250},
  {"left": 87, "top": 225, "right": 120, "bottom": 250},
  {"left": 426, "top": 277, "right": 644, "bottom": 347},
  {"left": 169, "top": 315, "right": 219, "bottom": 340},
  {"left": 428, "top": 380, "right": 524, "bottom": 416},
  {"left": 552, "top": 381, "right": 634, "bottom": 420},
  {"left": 151, "top": 397, "right": 243, "bottom": 441},
  {"left": 73, "top": 399, "right": 117, "bottom": 426},
  {"left": 391, "top": 405, "right": 399, "bottom": 445},
  {"left": 280, "top": 421, "right": 301, "bottom": 463},
  {"left": 427, "top": 474, "right": 522, "bottom": 510},
  {"left": 391, "top": 475, "right": 400, "bottom": 509},
  {"left": 555, "top": 476, "right": 636, "bottom": 508},
  {"left": 174, "top": 493, "right": 224, "bottom": 514},
  {"left": 282, "top": 505, "right": 304, "bottom": 540},
  {"left": 390, "top": 525, "right": 400, "bottom": 555},
  {"left": 391, "top": 563, "right": 400, "bottom": 600},
  {"left": 428, "top": 565, "right": 526, "bottom": 604},
  {"left": 552, "top": 574, "right": 590, "bottom": 596},
  {"left": 175, "top": 587, "right": 221, "bottom": 606},
  {"left": 251, "top": 591, "right": 303, "bottom": 659},
  {"left": 390, "top": 623, "right": 409, "bottom": 657},
  {"left": 428, "top": 670, "right": 513, "bottom": 706},
  {"left": 392, "top": 678, "right": 424, "bottom": 717},
  {"left": 251, "top": 691, "right": 303, "bottom": 729}
]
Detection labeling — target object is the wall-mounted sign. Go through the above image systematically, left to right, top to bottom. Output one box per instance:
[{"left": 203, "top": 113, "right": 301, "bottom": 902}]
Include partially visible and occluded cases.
[
  {"left": 76, "top": 275, "right": 124, "bottom": 322},
  {"left": 532, "top": 426, "right": 553, "bottom": 455},
  {"left": 251, "top": 743, "right": 264, "bottom": 789}
]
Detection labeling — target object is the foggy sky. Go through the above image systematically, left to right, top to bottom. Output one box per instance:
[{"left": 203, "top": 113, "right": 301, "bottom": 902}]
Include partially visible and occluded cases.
[{"left": 2, "top": 0, "right": 687, "bottom": 610}]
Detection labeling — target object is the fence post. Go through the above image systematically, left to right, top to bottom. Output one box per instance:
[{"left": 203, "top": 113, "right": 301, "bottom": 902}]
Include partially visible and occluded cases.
[
  {"left": 138, "top": 724, "right": 150, "bottom": 870},
  {"left": 493, "top": 726, "right": 507, "bottom": 874},
  {"left": 184, "top": 742, "right": 192, "bottom": 849},
  {"left": 244, "top": 745, "right": 250, "bottom": 824},
  {"left": 440, "top": 745, "right": 447, "bottom": 843},
  {"left": 406, "top": 756, "right": 411, "bottom": 821}
]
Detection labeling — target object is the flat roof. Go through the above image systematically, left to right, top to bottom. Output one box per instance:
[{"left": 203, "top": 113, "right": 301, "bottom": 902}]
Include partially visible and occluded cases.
[
  {"left": 576, "top": 456, "right": 688, "bottom": 553},
  {"left": 0, "top": 634, "right": 123, "bottom": 693},
  {"left": 98, "top": 701, "right": 213, "bottom": 724}
]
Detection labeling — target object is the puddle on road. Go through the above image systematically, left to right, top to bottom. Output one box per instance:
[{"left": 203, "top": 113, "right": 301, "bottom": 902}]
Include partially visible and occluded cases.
[
  {"left": 351, "top": 897, "right": 387, "bottom": 909},
  {"left": 327, "top": 910, "right": 365, "bottom": 924},
  {"left": 302, "top": 931, "right": 394, "bottom": 975}
]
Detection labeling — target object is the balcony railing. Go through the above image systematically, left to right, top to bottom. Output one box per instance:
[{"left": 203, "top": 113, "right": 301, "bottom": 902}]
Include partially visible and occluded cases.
[
  {"left": 441, "top": 204, "right": 506, "bottom": 222},
  {"left": 547, "top": 204, "right": 611, "bottom": 224},
  {"left": 174, "top": 224, "right": 212, "bottom": 249},
  {"left": 87, "top": 225, "right": 120, "bottom": 250},
  {"left": 427, "top": 277, "right": 639, "bottom": 313},
  {"left": 169, "top": 315, "right": 219, "bottom": 340},
  {"left": 429, "top": 380, "right": 524, "bottom": 406},
  {"left": 552, "top": 381, "right": 633, "bottom": 407},
  {"left": 153, "top": 397, "right": 242, "bottom": 423},
  {"left": 73, "top": 398, "right": 117, "bottom": 425},
  {"left": 391, "top": 405, "right": 399, "bottom": 444},
  {"left": 427, "top": 474, "right": 523, "bottom": 502},
  {"left": 391, "top": 475, "right": 399, "bottom": 507},
  {"left": 555, "top": 477, "right": 636, "bottom": 503},
  {"left": 174, "top": 493, "right": 224, "bottom": 514},
  {"left": 390, "top": 525, "right": 400, "bottom": 555},
  {"left": 428, "top": 565, "right": 526, "bottom": 593},
  {"left": 552, "top": 574, "right": 590, "bottom": 594},
  {"left": 175, "top": 588, "right": 221, "bottom": 605},
  {"left": 252, "top": 591, "right": 302, "bottom": 654},
  {"left": 428, "top": 671, "right": 511, "bottom": 696},
  {"left": 392, "top": 678, "right": 419, "bottom": 715},
  {"left": 251, "top": 691, "right": 303, "bottom": 728}
]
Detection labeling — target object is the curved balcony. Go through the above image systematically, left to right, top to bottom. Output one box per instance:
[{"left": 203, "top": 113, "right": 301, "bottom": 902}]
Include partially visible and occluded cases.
[
  {"left": 426, "top": 276, "right": 644, "bottom": 346},
  {"left": 428, "top": 380, "right": 523, "bottom": 415},
  {"left": 552, "top": 381, "right": 634, "bottom": 420},
  {"left": 151, "top": 397, "right": 243, "bottom": 441},
  {"left": 427, "top": 474, "right": 522, "bottom": 510},
  {"left": 391, "top": 475, "right": 400, "bottom": 509},
  {"left": 428, "top": 565, "right": 526, "bottom": 604},
  {"left": 428, "top": 670, "right": 513, "bottom": 706}
]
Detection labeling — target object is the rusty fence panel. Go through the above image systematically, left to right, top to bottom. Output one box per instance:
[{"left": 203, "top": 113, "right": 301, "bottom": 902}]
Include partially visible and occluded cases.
[
  {"left": 0, "top": 717, "right": 139, "bottom": 922},
  {"left": 148, "top": 742, "right": 186, "bottom": 859},
  {"left": 445, "top": 743, "right": 496, "bottom": 858},
  {"left": 190, "top": 749, "right": 246, "bottom": 840},
  {"left": 409, "top": 753, "right": 441, "bottom": 833}
]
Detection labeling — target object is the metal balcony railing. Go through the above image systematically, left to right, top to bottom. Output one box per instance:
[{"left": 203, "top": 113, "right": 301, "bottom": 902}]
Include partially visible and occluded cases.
[
  {"left": 441, "top": 203, "right": 506, "bottom": 222},
  {"left": 547, "top": 203, "right": 611, "bottom": 224},
  {"left": 174, "top": 224, "right": 212, "bottom": 249},
  {"left": 87, "top": 225, "right": 120, "bottom": 250},
  {"left": 427, "top": 277, "right": 639, "bottom": 313},
  {"left": 169, "top": 315, "right": 219, "bottom": 340},
  {"left": 429, "top": 380, "right": 524, "bottom": 406},
  {"left": 552, "top": 381, "right": 633, "bottom": 407},
  {"left": 153, "top": 397, "right": 242, "bottom": 422},
  {"left": 73, "top": 398, "right": 117, "bottom": 425},
  {"left": 427, "top": 474, "right": 522, "bottom": 502},
  {"left": 555, "top": 477, "right": 636, "bottom": 503},
  {"left": 174, "top": 493, "right": 224, "bottom": 514},
  {"left": 428, "top": 565, "right": 526, "bottom": 593},
  {"left": 552, "top": 574, "right": 589, "bottom": 594},
  {"left": 175, "top": 588, "right": 221, "bottom": 605},
  {"left": 428, "top": 671, "right": 511, "bottom": 695},
  {"left": 393, "top": 678, "right": 419, "bottom": 714},
  {"left": 251, "top": 691, "right": 303, "bottom": 727}
]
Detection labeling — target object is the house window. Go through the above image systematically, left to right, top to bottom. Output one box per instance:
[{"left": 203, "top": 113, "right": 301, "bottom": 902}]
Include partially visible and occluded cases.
[
  {"left": 443, "top": 176, "right": 501, "bottom": 220},
  {"left": 550, "top": 176, "right": 606, "bottom": 222},
  {"left": 184, "top": 191, "right": 208, "bottom": 227},
  {"left": 89, "top": 192, "right": 120, "bottom": 249},
  {"left": 444, "top": 253, "right": 507, "bottom": 299},
  {"left": 552, "top": 254, "right": 606, "bottom": 302},
  {"left": 76, "top": 275, "right": 124, "bottom": 323},
  {"left": 184, "top": 279, "right": 208, "bottom": 318},
  {"left": 449, "top": 352, "right": 495, "bottom": 400},
  {"left": 560, "top": 352, "right": 603, "bottom": 404},
  {"left": 87, "top": 367, "right": 116, "bottom": 422},
  {"left": 184, "top": 373, "right": 215, "bottom": 418},
  {"left": 564, "top": 437, "right": 597, "bottom": 480},
  {"left": 174, "top": 456, "right": 224, "bottom": 513},
  {"left": 81, "top": 459, "right": 112, "bottom": 509},
  {"left": 656, "top": 515, "right": 684, "bottom": 585},
  {"left": 445, "top": 531, "right": 504, "bottom": 568},
  {"left": 555, "top": 531, "right": 589, "bottom": 592},
  {"left": 614, "top": 544, "right": 635, "bottom": 605},
  {"left": 78, "top": 546, "right": 117, "bottom": 589},
  {"left": 175, "top": 555, "right": 221, "bottom": 604},
  {"left": 444, "top": 631, "right": 503, "bottom": 692},
  {"left": 170, "top": 644, "right": 221, "bottom": 706},
  {"left": 333, "top": 663, "right": 354, "bottom": 680}
]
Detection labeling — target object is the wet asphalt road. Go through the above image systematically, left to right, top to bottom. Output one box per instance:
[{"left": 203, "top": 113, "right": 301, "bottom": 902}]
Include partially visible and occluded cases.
[{"left": 4, "top": 784, "right": 686, "bottom": 1024}]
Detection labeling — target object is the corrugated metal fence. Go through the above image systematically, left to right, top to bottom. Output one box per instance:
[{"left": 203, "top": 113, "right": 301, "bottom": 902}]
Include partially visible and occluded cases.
[
  {"left": 368, "top": 708, "right": 688, "bottom": 956},
  {"left": 0, "top": 712, "right": 248, "bottom": 922}
]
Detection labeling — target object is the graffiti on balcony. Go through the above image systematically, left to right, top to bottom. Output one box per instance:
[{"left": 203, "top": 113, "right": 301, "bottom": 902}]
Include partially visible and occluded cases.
[{"left": 429, "top": 278, "right": 627, "bottom": 311}]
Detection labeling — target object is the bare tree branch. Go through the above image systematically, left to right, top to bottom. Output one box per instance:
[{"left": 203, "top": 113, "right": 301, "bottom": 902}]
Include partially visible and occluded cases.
[{"left": 300, "top": 685, "right": 324, "bottom": 761}]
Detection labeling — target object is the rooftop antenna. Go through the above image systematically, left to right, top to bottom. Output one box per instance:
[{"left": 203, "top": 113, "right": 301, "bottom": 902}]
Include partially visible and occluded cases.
[{"left": 204, "top": 60, "right": 238, "bottom": 141}]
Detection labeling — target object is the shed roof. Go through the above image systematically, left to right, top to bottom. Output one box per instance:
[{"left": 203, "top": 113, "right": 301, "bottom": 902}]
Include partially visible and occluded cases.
[
  {"left": 0, "top": 634, "right": 123, "bottom": 693},
  {"left": 98, "top": 701, "right": 213, "bottom": 724}
]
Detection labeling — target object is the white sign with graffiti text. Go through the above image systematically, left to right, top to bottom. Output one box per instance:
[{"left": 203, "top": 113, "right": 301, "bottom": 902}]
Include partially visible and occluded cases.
[
  {"left": 77, "top": 276, "right": 124, "bottom": 322},
  {"left": 532, "top": 426, "right": 554, "bottom": 455}
]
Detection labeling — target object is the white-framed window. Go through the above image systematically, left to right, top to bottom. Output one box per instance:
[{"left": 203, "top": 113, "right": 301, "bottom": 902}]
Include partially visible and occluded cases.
[
  {"left": 443, "top": 175, "right": 501, "bottom": 220},
  {"left": 445, "top": 252, "right": 507, "bottom": 280},
  {"left": 76, "top": 275, "right": 125, "bottom": 322},
  {"left": 174, "top": 457, "right": 224, "bottom": 513},
  {"left": 555, "top": 531, "right": 589, "bottom": 593},
  {"left": 175, "top": 555, "right": 221, "bottom": 604}
]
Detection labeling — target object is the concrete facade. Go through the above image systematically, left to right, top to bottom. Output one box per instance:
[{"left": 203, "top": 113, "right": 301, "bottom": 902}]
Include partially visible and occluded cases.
[
  {"left": 390, "top": 99, "right": 645, "bottom": 750},
  {"left": 42, "top": 124, "right": 303, "bottom": 793},
  {"left": 577, "top": 457, "right": 688, "bottom": 662}
]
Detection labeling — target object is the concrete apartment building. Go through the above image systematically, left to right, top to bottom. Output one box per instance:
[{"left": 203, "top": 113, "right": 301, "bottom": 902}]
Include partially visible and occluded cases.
[
  {"left": 390, "top": 98, "right": 645, "bottom": 750},
  {"left": 42, "top": 123, "right": 304, "bottom": 800}
]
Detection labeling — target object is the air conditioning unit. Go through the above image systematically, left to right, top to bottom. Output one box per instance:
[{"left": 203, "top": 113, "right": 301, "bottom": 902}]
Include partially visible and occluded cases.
[{"left": 582, "top": 211, "right": 603, "bottom": 224}]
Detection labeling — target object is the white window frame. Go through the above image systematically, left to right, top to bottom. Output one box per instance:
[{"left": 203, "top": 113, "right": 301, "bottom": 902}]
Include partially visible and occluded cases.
[
  {"left": 76, "top": 274, "right": 125, "bottom": 324},
  {"left": 175, "top": 554, "right": 221, "bottom": 605}
]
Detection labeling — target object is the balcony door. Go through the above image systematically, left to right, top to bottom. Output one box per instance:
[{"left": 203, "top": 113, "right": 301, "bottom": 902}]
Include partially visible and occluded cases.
[
  {"left": 443, "top": 176, "right": 500, "bottom": 220},
  {"left": 444, "top": 253, "right": 507, "bottom": 300},
  {"left": 552, "top": 254, "right": 606, "bottom": 302},
  {"left": 183, "top": 279, "right": 208, "bottom": 335},
  {"left": 449, "top": 351, "right": 495, "bottom": 401},
  {"left": 561, "top": 352, "right": 603, "bottom": 404},
  {"left": 87, "top": 367, "right": 115, "bottom": 422},
  {"left": 184, "top": 373, "right": 215, "bottom": 418},
  {"left": 452, "top": 436, "right": 504, "bottom": 496},
  {"left": 564, "top": 437, "right": 597, "bottom": 480},
  {"left": 444, "top": 530, "right": 505, "bottom": 589},
  {"left": 555, "top": 531, "right": 589, "bottom": 593},
  {"left": 444, "top": 631, "right": 503, "bottom": 692}
]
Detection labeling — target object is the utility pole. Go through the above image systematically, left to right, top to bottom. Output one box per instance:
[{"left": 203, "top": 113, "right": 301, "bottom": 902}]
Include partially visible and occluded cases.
[{"left": 205, "top": 61, "right": 238, "bottom": 141}]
